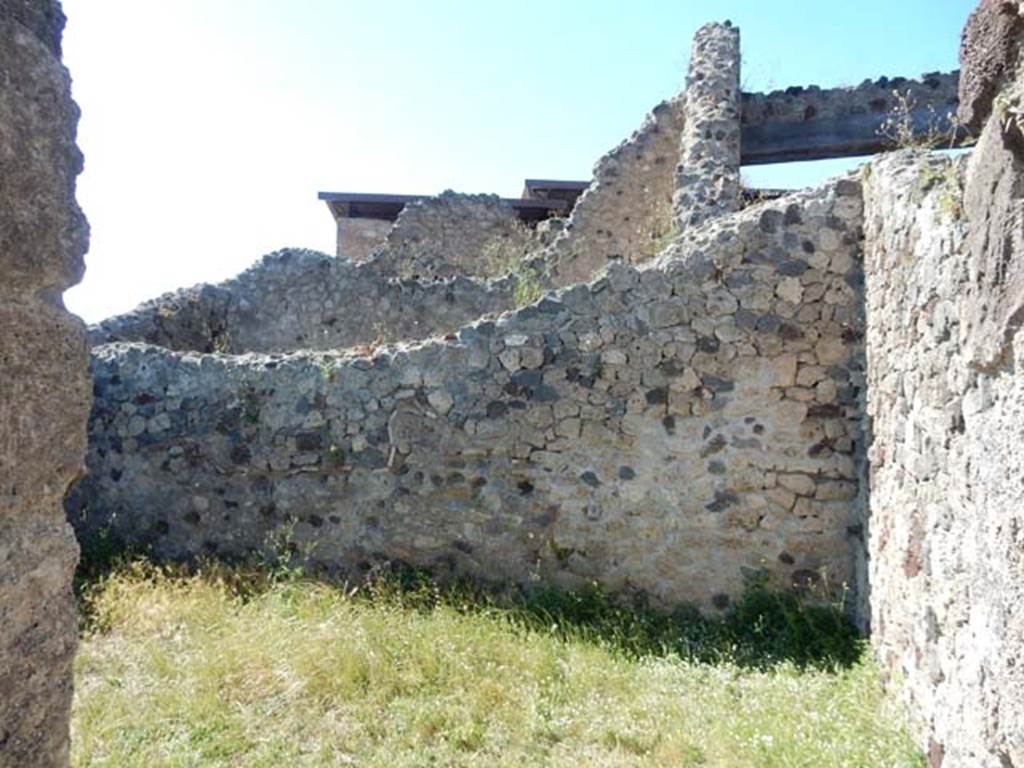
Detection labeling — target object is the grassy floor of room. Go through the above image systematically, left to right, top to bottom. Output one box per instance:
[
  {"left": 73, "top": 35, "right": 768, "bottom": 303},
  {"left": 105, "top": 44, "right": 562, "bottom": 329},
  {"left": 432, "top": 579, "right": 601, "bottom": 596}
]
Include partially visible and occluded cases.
[{"left": 71, "top": 559, "right": 924, "bottom": 767}]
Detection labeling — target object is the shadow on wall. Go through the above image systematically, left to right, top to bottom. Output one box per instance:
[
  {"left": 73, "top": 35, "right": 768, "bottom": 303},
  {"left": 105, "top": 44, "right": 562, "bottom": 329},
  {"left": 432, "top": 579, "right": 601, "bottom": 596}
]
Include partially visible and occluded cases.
[{"left": 68, "top": 174, "right": 869, "bottom": 616}]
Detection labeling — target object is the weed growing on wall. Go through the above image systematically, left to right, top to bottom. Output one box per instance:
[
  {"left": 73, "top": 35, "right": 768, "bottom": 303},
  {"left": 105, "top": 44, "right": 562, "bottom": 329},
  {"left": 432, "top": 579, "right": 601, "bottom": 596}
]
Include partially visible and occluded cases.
[
  {"left": 877, "top": 89, "right": 962, "bottom": 151},
  {"left": 994, "top": 90, "right": 1024, "bottom": 146},
  {"left": 916, "top": 157, "right": 964, "bottom": 220},
  {"left": 640, "top": 197, "right": 677, "bottom": 257},
  {"left": 476, "top": 223, "right": 548, "bottom": 307},
  {"left": 478, "top": 228, "right": 533, "bottom": 275},
  {"left": 511, "top": 262, "right": 544, "bottom": 307},
  {"left": 211, "top": 329, "right": 232, "bottom": 354},
  {"left": 319, "top": 359, "right": 338, "bottom": 384},
  {"left": 235, "top": 383, "right": 261, "bottom": 426},
  {"left": 327, "top": 442, "right": 344, "bottom": 461}
]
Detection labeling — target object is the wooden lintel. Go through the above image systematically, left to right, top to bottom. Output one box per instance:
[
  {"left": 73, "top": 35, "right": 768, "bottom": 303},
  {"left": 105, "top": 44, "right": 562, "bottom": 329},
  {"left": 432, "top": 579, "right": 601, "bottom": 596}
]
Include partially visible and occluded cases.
[{"left": 741, "top": 108, "right": 974, "bottom": 166}]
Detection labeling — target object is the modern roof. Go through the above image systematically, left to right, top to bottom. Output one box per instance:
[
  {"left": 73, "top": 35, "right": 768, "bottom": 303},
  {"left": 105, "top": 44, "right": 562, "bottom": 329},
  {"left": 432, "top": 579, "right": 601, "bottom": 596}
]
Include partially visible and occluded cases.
[
  {"left": 319, "top": 179, "right": 789, "bottom": 225},
  {"left": 521, "top": 179, "right": 590, "bottom": 201},
  {"left": 318, "top": 188, "right": 579, "bottom": 224}
]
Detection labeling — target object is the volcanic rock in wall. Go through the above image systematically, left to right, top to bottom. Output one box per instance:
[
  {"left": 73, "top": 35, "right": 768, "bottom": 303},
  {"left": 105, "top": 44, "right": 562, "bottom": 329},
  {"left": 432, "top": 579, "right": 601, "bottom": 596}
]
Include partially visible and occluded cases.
[{"left": 0, "top": 1, "right": 91, "bottom": 766}]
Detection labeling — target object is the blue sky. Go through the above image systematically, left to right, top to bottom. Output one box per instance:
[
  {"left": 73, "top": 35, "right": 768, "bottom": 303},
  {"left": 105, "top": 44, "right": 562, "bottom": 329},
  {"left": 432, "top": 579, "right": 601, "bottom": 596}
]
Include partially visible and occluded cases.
[{"left": 62, "top": 0, "right": 976, "bottom": 322}]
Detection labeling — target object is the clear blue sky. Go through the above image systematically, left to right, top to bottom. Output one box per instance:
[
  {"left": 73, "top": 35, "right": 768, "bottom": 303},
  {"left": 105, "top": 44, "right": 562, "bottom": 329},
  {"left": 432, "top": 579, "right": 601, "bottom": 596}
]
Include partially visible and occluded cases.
[{"left": 62, "top": 0, "right": 976, "bottom": 322}]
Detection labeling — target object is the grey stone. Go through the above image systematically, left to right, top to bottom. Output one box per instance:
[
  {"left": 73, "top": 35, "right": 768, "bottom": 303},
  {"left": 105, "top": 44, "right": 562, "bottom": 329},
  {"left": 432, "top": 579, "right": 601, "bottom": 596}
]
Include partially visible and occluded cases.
[
  {"left": 958, "top": 0, "right": 1024, "bottom": 131},
  {"left": 1, "top": 3, "right": 88, "bottom": 765}
]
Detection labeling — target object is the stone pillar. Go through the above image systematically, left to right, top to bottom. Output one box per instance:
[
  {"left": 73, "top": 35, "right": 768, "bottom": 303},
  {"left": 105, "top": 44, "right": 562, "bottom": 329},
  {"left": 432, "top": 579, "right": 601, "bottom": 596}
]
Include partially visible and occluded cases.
[
  {"left": 957, "top": 0, "right": 1024, "bottom": 134},
  {"left": 0, "top": 2, "right": 91, "bottom": 766},
  {"left": 673, "top": 21, "right": 742, "bottom": 231}
]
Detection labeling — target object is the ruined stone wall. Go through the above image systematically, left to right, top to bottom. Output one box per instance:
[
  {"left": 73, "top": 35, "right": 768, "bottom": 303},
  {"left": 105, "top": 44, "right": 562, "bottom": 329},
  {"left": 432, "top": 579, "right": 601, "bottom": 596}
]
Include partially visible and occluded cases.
[
  {"left": 0, "top": 2, "right": 90, "bottom": 765},
  {"left": 60, "top": 6, "right": 1024, "bottom": 764},
  {"left": 674, "top": 22, "right": 741, "bottom": 230},
  {"left": 93, "top": 41, "right": 962, "bottom": 363},
  {"left": 542, "top": 97, "right": 685, "bottom": 287},
  {"left": 94, "top": 104, "right": 701, "bottom": 355},
  {"left": 864, "top": 145, "right": 1023, "bottom": 765},
  {"left": 71, "top": 177, "right": 866, "bottom": 613},
  {"left": 91, "top": 192, "right": 547, "bottom": 354},
  {"left": 373, "top": 192, "right": 539, "bottom": 280},
  {"left": 336, "top": 217, "right": 392, "bottom": 262},
  {"left": 89, "top": 249, "right": 520, "bottom": 354}
]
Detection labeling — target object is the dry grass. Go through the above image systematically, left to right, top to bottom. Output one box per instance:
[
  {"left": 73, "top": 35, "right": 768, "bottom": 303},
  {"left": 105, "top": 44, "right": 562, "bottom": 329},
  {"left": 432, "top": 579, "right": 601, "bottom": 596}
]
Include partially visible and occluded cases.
[{"left": 72, "top": 561, "right": 924, "bottom": 767}]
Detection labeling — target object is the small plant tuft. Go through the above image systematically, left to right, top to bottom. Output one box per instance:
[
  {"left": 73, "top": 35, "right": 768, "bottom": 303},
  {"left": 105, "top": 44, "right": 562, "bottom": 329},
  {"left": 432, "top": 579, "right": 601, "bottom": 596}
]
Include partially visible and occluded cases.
[
  {"left": 877, "top": 88, "right": 961, "bottom": 151},
  {"left": 917, "top": 157, "right": 964, "bottom": 220},
  {"left": 511, "top": 261, "right": 544, "bottom": 308},
  {"left": 211, "top": 329, "right": 232, "bottom": 354},
  {"left": 319, "top": 359, "right": 338, "bottom": 383},
  {"left": 236, "top": 383, "right": 261, "bottom": 425}
]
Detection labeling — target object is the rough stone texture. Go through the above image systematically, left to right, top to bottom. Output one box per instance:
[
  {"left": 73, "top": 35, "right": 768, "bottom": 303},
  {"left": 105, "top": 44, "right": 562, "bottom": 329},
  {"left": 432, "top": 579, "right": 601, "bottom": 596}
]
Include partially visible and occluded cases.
[
  {"left": 0, "top": 0, "right": 64, "bottom": 55},
  {"left": 958, "top": 0, "right": 1024, "bottom": 132},
  {"left": 0, "top": 2, "right": 89, "bottom": 765},
  {"left": 861, "top": 10, "right": 1024, "bottom": 762},
  {"left": 67, "top": 14, "right": 1024, "bottom": 766},
  {"left": 674, "top": 22, "right": 742, "bottom": 230},
  {"left": 96, "top": 55, "right": 960, "bottom": 361},
  {"left": 541, "top": 97, "right": 686, "bottom": 287},
  {"left": 960, "top": 116, "right": 1024, "bottom": 374},
  {"left": 864, "top": 146, "right": 1024, "bottom": 765},
  {"left": 70, "top": 178, "right": 866, "bottom": 613},
  {"left": 90, "top": 191, "right": 549, "bottom": 354},
  {"left": 373, "top": 192, "right": 539, "bottom": 280},
  {"left": 336, "top": 217, "right": 392, "bottom": 262},
  {"left": 89, "top": 249, "right": 519, "bottom": 354}
]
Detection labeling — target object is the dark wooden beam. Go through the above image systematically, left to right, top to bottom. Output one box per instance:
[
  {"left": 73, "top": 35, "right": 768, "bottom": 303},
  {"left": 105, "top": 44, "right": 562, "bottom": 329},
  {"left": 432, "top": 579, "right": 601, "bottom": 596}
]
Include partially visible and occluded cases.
[
  {"left": 739, "top": 70, "right": 973, "bottom": 165},
  {"left": 741, "top": 108, "right": 973, "bottom": 165}
]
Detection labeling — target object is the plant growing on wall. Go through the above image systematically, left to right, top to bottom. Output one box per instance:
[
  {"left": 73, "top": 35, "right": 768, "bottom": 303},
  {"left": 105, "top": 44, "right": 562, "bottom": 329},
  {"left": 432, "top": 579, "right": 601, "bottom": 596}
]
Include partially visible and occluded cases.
[
  {"left": 877, "top": 89, "right": 962, "bottom": 151},
  {"left": 994, "top": 90, "right": 1024, "bottom": 145},
  {"left": 923, "top": 158, "right": 964, "bottom": 220},
  {"left": 478, "top": 224, "right": 548, "bottom": 307},
  {"left": 512, "top": 262, "right": 544, "bottom": 308},
  {"left": 236, "top": 384, "right": 262, "bottom": 426}
]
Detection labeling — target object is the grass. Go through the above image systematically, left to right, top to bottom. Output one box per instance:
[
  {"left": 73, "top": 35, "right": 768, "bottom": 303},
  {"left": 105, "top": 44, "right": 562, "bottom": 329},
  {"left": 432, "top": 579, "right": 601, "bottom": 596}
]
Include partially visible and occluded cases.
[{"left": 72, "top": 559, "right": 924, "bottom": 767}]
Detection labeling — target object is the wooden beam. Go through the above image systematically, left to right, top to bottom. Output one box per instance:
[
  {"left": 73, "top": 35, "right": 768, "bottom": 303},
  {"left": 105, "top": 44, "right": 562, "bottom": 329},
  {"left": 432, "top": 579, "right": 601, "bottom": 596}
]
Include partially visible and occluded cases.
[
  {"left": 739, "top": 70, "right": 973, "bottom": 165},
  {"left": 741, "top": 108, "right": 973, "bottom": 165}
]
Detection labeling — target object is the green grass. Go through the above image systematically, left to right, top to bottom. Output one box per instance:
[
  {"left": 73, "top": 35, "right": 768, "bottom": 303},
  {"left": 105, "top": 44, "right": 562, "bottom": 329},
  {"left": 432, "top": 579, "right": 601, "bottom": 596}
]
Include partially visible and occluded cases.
[{"left": 72, "top": 560, "right": 923, "bottom": 767}]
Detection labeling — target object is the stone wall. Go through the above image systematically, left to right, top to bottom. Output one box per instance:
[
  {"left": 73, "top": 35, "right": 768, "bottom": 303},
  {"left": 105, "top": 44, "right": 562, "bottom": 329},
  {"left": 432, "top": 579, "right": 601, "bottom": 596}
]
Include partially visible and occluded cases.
[
  {"left": 955, "top": 0, "right": 1022, "bottom": 132},
  {"left": 0, "top": 1, "right": 90, "bottom": 766},
  {"left": 861, "top": 5, "right": 1024, "bottom": 763},
  {"left": 57, "top": 6, "right": 1024, "bottom": 764},
  {"left": 543, "top": 21, "right": 745, "bottom": 289},
  {"left": 674, "top": 22, "right": 741, "bottom": 230},
  {"left": 92, "top": 41, "right": 962, "bottom": 364},
  {"left": 541, "top": 98, "right": 685, "bottom": 287},
  {"left": 864, "top": 146, "right": 1023, "bottom": 767},
  {"left": 71, "top": 177, "right": 866, "bottom": 613},
  {"left": 90, "top": 191, "right": 549, "bottom": 355},
  {"left": 373, "top": 192, "right": 539, "bottom": 280},
  {"left": 336, "top": 217, "right": 392, "bottom": 262},
  {"left": 89, "top": 249, "right": 520, "bottom": 354}
]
